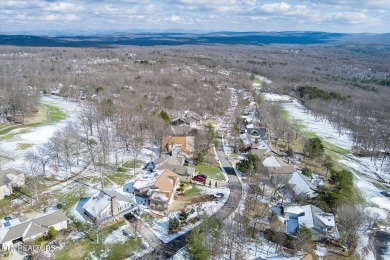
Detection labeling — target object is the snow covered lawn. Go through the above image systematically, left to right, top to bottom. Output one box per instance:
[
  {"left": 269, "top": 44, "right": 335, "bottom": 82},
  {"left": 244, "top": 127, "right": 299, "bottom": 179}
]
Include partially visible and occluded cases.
[{"left": 142, "top": 186, "right": 230, "bottom": 243}]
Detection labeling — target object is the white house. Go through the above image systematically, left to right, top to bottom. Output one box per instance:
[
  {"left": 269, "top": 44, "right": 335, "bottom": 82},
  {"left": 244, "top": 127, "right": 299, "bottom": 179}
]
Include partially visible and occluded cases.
[
  {"left": 0, "top": 168, "right": 25, "bottom": 199},
  {"left": 288, "top": 171, "right": 324, "bottom": 199},
  {"left": 83, "top": 190, "right": 136, "bottom": 224},
  {"left": 284, "top": 204, "right": 338, "bottom": 241},
  {"left": 0, "top": 210, "right": 68, "bottom": 250}
]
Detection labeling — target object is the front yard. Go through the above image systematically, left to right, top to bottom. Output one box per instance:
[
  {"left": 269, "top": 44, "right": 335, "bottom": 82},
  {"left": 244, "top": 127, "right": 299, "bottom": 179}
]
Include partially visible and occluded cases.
[
  {"left": 195, "top": 163, "right": 225, "bottom": 181},
  {"left": 55, "top": 220, "right": 143, "bottom": 260}
]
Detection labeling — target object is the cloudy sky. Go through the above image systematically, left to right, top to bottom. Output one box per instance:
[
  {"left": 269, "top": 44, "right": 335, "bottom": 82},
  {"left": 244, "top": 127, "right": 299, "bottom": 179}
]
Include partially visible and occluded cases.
[{"left": 1, "top": 0, "right": 389, "bottom": 34}]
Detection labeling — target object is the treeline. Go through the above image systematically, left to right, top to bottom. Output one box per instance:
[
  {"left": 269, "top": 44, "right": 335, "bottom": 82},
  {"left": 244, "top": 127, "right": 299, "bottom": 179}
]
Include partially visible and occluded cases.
[
  {"left": 0, "top": 46, "right": 234, "bottom": 120},
  {"left": 0, "top": 85, "right": 40, "bottom": 124},
  {"left": 296, "top": 86, "right": 344, "bottom": 101}
]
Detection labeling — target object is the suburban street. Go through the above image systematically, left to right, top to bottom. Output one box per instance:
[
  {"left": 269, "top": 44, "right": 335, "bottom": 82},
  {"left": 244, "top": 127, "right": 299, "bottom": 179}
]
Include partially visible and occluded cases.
[{"left": 143, "top": 93, "right": 242, "bottom": 259}]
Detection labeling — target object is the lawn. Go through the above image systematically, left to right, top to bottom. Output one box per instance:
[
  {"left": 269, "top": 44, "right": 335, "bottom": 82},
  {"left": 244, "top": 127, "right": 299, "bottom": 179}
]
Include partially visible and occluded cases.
[
  {"left": 44, "top": 103, "right": 67, "bottom": 123},
  {"left": 0, "top": 104, "right": 67, "bottom": 137},
  {"left": 0, "top": 128, "right": 31, "bottom": 141},
  {"left": 16, "top": 143, "right": 34, "bottom": 150},
  {"left": 122, "top": 160, "right": 143, "bottom": 168},
  {"left": 195, "top": 163, "right": 225, "bottom": 180},
  {"left": 106, "top": 171, "right": 132, "bottom": 186},
  {"left": 184, "top": 184, "right": 202, "bottom": 197},
  {"left": 54, "top": 187, "right": 85, "bottom": 212},
  {"left": 55, "top": 236, "right": 142, "bottom": 260},
  {"left": 106, "top": 237, "right": 142, "bottom": 259},
  {"left": 55, "top": 239, "right": 94, "bottom": 260}
]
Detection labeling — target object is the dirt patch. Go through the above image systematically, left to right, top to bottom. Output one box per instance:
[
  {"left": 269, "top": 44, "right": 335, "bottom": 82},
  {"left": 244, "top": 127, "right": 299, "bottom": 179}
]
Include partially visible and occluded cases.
[
  {"left": 0, "top": 105, "right": 48, "bottom": 132},
  {"left": 20, "top": 105, "right": 48, "bottom": 124},
  {"left": 170, "top": 194, "right": 214, "bottom": 211}
]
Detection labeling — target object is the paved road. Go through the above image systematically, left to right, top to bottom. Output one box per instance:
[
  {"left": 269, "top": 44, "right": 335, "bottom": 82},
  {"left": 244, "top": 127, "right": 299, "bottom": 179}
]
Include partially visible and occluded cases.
[
  {"left": 144, "top": 94, "right": 242, "bottom": 259},
  {"left": 369, "top": 231, "right": 390, "bottom": 260}
]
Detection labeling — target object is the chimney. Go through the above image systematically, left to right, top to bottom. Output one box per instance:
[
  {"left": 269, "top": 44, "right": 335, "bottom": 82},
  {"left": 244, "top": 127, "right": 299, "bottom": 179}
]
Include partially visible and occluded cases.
[{"left": 111, "top": 196, "right": 119, "bottom": 216}]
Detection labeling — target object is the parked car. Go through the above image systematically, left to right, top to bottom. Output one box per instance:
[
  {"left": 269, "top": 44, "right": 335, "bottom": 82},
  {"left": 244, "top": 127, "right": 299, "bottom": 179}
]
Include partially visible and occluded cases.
[
  {"left": 143, "top": 162, "right": 155, "bottom": 170},
  {"left": 197, "top": 174, "right": 207, "bottom": 179},
  {"left": 192, "top": 176, "right": 206, "bottom": 182},
  {"left": 380, "top": 191, "right": 390, "bottom": 197},
  {"left": 214, "top": 193, "right": 225, "bottom": 198},
  {"left": 124, "top": 213, "right": 138, "bottom": 223}
]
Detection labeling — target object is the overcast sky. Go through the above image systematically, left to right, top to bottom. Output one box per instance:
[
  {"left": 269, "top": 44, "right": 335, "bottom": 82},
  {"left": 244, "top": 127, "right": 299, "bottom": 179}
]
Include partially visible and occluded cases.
[{"left": 1, "top": 0, "right": 389, "bottom": 34}]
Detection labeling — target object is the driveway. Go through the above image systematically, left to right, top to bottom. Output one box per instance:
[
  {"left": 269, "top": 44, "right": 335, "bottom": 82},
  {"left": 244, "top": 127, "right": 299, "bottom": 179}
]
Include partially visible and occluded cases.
[{"left": 369, "top": 231, "right": 390, "bottom": 260}]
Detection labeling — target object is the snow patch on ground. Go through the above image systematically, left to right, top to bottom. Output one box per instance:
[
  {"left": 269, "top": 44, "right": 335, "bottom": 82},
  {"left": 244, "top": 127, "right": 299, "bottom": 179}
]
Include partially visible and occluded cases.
[
  {"left": 255, "top": 75, "right": 272, "bottom": 84},
  {"left": 263, "top": 93, "right": 292, "bottom": 102},
  {"left": 0, "top": 95, "right": 81, "bottom": 177},
  {"left": 282, "top": 99, "right": 353, "bottom": 150},
  {"left": 144, "top": 186, "right": 230, "bottom": 243},
  {"left": 370, "top": 197, "right": 390, "bottom": 211},
  {"left": 364, "top": 207, "right": 388, "bottom": 220},
  {"left": 104, "top": 225, "right": 133, "bottom": 244},
  {"left": 66, "top": 231, "right": 85, "bottom": 241},
  {"left": 315, "top": 245, "right": 328, "bottom": 257}
]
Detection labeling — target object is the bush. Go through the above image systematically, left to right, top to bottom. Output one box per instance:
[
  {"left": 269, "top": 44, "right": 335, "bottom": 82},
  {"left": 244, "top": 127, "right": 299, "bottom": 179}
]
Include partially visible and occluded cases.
[
  {"left": 304, "top": 137, "right": 324, "bottom": 159},
  {"left": 195, "top": 152, "right": 205, "bottom": 165},
  {"left": 301, "top": 166, "right": 312, "bottom": 177},
  {"left": 117, "top": 167, "right": 127, "bottom": 172},
  {"left": 56, "top": 203, "right": 63, "bottom": 209},
  {"left": 179, "top": 210, "right": 188, "bottom": 221},
  {"left": 169, "top": 217, "right": 180, "bottom": 234},
  {"left": 48, "top": 227, "right": 58, "bottom": 240},
  {"left": 264, "top": 229, "right": 294, "bottom": 249}
]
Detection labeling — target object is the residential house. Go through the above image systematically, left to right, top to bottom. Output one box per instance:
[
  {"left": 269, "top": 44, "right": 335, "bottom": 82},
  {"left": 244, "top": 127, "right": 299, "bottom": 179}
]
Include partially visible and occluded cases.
[
  {"left": 172, "top": 110, "right": 202, "bottom": 130},
  {"left": 246, "top": 123, "right": 267, "bottom": 139},
  {"left": 165, "top": 125, "right": 191, "bottom": 136},
  {"left": 162, "top": 136, "right": 195, "bottom": 158},
  {"left": 251, "top": 140, "right": 285, "bottom": 160},
  {"left": 156, "top": 155, "right": 195, "bottom": 182},
  {"left": 262, "top": 156, "right": 296, "bottom": 175},
  {"left": 0, "top": 169, "right": 25, "bottom": 200},
  {"left": 133, "top": 169, "right": 180, "bottom": 212},
  {"left": 288, "top": 171, "right": 324, "bottom": 199},
  {"left": 83, "top": 190, "right": 136, "bottom": 224},
  {"left": 284, "top": 204, "right": 338, "bottom": 241},
  {"left": 0, "top": 210, "right": 67, "bottom": 250}
]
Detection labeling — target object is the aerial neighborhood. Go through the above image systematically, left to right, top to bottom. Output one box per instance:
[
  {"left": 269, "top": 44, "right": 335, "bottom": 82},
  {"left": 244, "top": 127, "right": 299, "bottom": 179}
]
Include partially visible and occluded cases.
[{"left": 0, "top": 43, "right": 389, "bottom": 260}]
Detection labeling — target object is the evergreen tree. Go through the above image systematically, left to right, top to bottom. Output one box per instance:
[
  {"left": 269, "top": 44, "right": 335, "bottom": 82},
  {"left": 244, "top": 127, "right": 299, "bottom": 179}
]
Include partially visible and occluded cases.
[
  {"left": 160, "top": 110, "right": 171, "bottom": 125},
  {"left": 303, "top": 137, "right": 324, "bottom": 159},
  {"left": 188, "top": 227, "right": 209, "bottom": 260}
]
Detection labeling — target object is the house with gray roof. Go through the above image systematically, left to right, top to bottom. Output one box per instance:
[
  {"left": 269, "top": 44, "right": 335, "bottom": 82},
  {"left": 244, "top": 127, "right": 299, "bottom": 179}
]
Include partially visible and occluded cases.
[
  {"left": 156, "top": 155, "right": 194, "bottom": 182},
  {"left": 262, "top": 156, "right": 296, "bottom": 175},
  {"left": 287, "top": 171, "right": 324, "bottom": 199},
  {"left": 83, "top": 190, "right": 137, "bottom": 224},
  {"left": 284, "top": 204, "right": 338, "bottom": 241},
  {"left": 0, "top": 210, "right": 67, "bottom": 250}
]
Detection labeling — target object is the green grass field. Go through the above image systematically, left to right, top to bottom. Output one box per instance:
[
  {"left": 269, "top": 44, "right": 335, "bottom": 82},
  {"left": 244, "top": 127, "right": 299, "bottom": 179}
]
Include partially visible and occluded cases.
[
  {"left": 44, "top": 104, "right": 67, "bottom": 122},
  {"left": 122, "top": 160, "right": 143, "bottom": 168},
  {"left": 195, "top": 163, "right": 225, "bottom": 180},
  {"left": 184, "top": 184, "right": 202, "bottom": 197}
]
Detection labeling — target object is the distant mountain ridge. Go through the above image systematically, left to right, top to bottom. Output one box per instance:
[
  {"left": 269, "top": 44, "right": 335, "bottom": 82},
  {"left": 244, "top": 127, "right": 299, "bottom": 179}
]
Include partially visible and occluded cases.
[{"left": 0, "top": 32, "right": 389, "bottom": 47}]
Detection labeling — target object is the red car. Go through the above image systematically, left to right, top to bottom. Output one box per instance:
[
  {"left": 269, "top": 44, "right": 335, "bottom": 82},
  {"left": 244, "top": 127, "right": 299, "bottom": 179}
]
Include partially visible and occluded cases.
[{"left": 192, "top": 176, "right": 205, "bottom": 182}]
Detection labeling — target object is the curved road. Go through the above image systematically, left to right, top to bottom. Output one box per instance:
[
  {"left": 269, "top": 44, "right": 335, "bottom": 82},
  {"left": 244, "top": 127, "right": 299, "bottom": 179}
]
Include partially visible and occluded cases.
[
  {"left": 145, "top": 95, "right": 242, "bottom": 259},
  {"left": 369, "top": 231, "right": 390, "bottom": 260}
]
